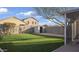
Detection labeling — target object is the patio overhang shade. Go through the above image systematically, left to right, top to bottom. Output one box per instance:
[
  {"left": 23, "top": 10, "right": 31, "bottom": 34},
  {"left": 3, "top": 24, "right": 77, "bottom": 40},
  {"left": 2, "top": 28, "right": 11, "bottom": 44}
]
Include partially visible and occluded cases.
[
  {"left": 62, "top": 8, "right": 79, "bottom": 45},
  {"left": 66, "top": 11, "right": 79, "bottom": 22}
]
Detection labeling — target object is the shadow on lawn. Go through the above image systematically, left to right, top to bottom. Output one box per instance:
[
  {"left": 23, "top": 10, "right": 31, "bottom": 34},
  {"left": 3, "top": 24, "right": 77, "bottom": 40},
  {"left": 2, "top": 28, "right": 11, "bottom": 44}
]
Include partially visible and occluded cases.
[
  {"left": 31, "top": 33, "right": 64, "bottom": 39},
  {"left": 2, "top": 37, "right": 45, "bottom": 42},
  {"left": 15, "top": 37, "right": 44, "bottom": 40},
  {"left": 0, "top": 42, "right": 64, "bottom": 52},
  {"left": 0, "top": 43, "right": 14, "bottom": 52}
]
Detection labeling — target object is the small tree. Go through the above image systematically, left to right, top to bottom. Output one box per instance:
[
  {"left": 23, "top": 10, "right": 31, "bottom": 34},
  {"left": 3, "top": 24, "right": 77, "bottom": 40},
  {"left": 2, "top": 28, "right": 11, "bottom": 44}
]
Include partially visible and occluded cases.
[
  {"left": 2, "top": 22, "right": 16, "bottom": 35},
  {"left": 0, "top": 30, "right": 4, "bottom": 41}
]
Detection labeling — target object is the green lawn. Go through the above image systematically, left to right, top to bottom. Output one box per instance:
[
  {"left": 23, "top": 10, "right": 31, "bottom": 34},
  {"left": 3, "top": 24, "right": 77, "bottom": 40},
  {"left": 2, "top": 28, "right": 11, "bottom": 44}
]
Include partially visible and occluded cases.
[{"left": 0, "top": 34, "right": 64, "bottom": 52}]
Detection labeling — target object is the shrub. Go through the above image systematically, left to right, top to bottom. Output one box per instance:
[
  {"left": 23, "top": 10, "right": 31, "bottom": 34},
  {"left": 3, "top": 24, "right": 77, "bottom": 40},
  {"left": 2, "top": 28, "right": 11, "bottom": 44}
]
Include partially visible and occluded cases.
[{"left": 0, "top": 35, "right": 3, "bottom": 41}]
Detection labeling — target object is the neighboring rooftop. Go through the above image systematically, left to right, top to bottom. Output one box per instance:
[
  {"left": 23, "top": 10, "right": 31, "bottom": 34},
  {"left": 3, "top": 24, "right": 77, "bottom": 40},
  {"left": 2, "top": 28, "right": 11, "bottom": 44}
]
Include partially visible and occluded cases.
[{"left": 0, "top": 16, "right": 25, "bottom": 25}]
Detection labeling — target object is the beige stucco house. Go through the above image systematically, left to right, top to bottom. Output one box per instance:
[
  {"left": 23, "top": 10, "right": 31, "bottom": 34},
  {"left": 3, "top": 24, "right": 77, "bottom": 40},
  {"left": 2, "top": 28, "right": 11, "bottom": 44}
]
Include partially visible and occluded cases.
[
  {"left": 0, "top": 16, "right": 39, "bottom": 34},
  {"left": 23, "top": 17, "right": 39, "bottom": 33}
]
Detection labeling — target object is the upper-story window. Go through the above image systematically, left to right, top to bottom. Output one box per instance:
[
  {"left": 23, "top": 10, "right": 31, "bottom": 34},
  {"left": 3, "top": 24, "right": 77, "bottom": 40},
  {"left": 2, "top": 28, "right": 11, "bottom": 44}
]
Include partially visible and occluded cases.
[
  {"left": 27, "top": 21, "right": 29, "bottom": 24},
  {"left": 32, "top": 21, "right": 34, "bottom": 24},
  {"left": 35, "top": 22, "right": 36, "bottom": 24}
]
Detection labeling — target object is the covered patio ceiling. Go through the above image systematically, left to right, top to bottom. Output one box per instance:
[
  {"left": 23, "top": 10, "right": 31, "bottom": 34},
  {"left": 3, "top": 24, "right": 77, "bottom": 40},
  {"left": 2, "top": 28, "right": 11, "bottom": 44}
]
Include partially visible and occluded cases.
[
  {"left": 35, "top": 7, "right": 79, "bottom": 20},
  {"left": 60, "top": 7, "right": 79, "bottom": 14},
  {"left": 66, "top": 11, "right": 79, "bottom": 21}
]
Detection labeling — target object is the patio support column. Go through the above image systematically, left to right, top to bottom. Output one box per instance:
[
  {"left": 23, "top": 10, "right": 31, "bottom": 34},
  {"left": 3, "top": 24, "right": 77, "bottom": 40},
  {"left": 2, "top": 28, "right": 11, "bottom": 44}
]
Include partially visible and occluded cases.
[
  {"left": 64, "top": 12, "right": 67, "bottom": 46},
  {"left": 74, "top": 21, "right": 76, "bottom": 39},
  {"left": 72, "top": 23, "right": 74, "bottom": 41}
]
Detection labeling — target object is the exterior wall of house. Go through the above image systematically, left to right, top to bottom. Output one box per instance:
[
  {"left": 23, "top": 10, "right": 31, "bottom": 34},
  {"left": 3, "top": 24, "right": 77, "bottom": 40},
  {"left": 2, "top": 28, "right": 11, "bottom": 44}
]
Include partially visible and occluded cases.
[
  {"left": 0, "top": 17, "right": 26, "bottom": 34},
  {"left": 24, "top": 17, "right": 39, "bottom": 33},
  {"left": 24, "top": 17, "right": 39, "bottom": 27},
  {"left": 70, "top": 19, "right": 79, "bottom": 43},
  {"left": 72, "top": 19, "right": 79, "bottom": 40},
  {"left": 76, "top": 20, "right": 79, "bottom": 35},
  {"left": 11, "top": 25, "right": 26, "bottom": 34},
  {"left": 34, "top": 25, "right": 64, "bottom": 35},
  {"left": 13, "top": 26, "right": 20, "bottom": 34},
  {"left": 34, "top": 26, "right": 40, "bottom": 33},
  {"left": 44, "top": 26, "right": 64, "bottom": 35}
]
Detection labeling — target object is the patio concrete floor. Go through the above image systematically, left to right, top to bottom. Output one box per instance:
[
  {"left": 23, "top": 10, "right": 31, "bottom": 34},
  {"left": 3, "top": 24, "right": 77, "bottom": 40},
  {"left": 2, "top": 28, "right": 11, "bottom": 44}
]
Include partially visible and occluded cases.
[{"left": 54, "top": 42, "right": 79, "bottom": 52}]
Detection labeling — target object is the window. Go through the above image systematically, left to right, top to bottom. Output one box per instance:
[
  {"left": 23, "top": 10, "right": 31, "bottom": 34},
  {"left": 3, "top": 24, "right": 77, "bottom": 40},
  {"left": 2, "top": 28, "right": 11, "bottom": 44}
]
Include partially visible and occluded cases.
[
  {"left": 27, "top": 21, "right": 29, "bottom": 24},
  {"left": 32, "top": 21, "right": 34, "bottom": 24},
  {"left": 35, "top": 22, "right": 36, "bottom": 24}
]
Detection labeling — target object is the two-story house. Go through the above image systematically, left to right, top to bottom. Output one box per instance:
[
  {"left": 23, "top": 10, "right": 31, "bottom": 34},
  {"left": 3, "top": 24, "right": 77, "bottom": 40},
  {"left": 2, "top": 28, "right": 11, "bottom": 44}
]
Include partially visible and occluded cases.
[{"left": 0, "top": 16, "right": 39, "bottom": 34}]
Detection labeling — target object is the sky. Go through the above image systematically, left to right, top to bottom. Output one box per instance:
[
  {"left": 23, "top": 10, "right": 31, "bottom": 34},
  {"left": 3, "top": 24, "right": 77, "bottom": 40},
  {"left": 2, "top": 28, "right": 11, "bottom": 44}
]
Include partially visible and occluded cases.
[{"left": 0, "top": 7, "right": 64, "bottom": 26}]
